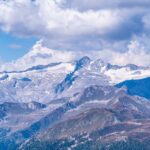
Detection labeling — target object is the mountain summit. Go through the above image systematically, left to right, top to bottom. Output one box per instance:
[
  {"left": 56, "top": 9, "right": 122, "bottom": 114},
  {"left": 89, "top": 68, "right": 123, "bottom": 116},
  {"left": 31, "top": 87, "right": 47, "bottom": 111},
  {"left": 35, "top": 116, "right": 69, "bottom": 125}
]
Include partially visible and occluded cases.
[{"left": 0, "top": 50, "right": 150, "bottom": 149}]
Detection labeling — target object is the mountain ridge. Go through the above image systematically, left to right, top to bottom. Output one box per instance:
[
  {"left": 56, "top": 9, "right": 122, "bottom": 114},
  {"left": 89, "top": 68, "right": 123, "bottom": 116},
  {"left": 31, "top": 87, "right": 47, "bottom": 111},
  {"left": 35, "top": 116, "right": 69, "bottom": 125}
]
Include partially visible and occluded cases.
[{"left": 0, "top": 55, "right": 150, "bottom": 149}]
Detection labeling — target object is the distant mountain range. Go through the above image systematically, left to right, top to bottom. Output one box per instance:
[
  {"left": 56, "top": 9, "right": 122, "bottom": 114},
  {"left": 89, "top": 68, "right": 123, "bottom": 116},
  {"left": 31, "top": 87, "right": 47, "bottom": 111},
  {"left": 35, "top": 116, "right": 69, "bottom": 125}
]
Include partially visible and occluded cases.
[
  {"left": 1, "top": 47, "right": 150, "bottom": 149},
  {"left": 116, "top": 77, "right": 150, "bottom": 99}
]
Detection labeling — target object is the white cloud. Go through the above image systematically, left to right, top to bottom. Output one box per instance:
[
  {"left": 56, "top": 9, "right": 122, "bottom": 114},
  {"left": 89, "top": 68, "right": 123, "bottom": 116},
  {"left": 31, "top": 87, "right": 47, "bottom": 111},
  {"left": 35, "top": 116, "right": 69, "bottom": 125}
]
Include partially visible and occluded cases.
[
  {"left": 0, "top": 0, "right": 149, "bottom": 50},
  {"left": 0, "top": 0, "right": 150, "bottom": 66},
  {"left": 0, "top": 0, "right": 122, "bottom": 37},
  {"left": 0, "top": 40, "right": 81, "bottom": 71},
  {"left": 1, "top": 40, "right": 150, "bottom": 72},
  {"left": 97, "top": 41, "right": 150, "bottom": 66}
]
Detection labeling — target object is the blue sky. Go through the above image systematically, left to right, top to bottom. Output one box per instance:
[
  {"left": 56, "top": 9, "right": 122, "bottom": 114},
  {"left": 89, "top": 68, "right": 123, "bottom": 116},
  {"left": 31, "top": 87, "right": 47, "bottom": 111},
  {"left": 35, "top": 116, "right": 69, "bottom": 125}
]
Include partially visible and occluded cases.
[{"left": 0, "top": 31, "right": 37, "bottom": 62}]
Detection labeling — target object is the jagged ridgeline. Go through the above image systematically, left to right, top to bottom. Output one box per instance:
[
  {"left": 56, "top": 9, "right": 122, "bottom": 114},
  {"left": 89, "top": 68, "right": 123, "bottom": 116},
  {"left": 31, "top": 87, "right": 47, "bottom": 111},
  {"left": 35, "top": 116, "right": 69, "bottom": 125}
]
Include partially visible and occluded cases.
[{"left": 0, "top": 56, "right": 150, "bottom": 150}]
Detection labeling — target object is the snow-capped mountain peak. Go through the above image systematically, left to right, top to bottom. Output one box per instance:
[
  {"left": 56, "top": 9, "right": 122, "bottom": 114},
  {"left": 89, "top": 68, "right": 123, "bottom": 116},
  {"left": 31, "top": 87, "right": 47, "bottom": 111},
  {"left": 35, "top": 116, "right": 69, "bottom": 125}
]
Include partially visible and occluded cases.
[
  {"left": 0, "top": 51, "right": 150, "bottom": 104},
  {"left": 1, "top": 53, "right": 150, "bottom": 149},
  {"left": 75, "top": 56, "right": 91, "bottom": 70},
  {"left": 90, "top": 58, "right": 107, "bottom": 72}
]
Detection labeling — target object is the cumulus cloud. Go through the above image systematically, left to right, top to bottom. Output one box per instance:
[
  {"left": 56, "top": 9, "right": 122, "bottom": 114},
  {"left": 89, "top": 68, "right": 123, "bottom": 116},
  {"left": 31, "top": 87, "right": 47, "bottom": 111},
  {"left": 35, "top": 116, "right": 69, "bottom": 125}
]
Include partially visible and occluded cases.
[
  {"left": 0, "top": 0, "right": 150, "bottom": 51},
  {"left": 0, "top": 0, "right": 150, "bottom": 66},
  {"left": 0, "top": 0, "right": 122, "bottom": 37},
  {"left": 0, "top": 40, "right": 82, "bottom": 71},
  {"left": 1, "top": 40, "right": 150, "bottom": 72},
  {"left": 96, "top": 41, "right": 150, "bottom": 66}
]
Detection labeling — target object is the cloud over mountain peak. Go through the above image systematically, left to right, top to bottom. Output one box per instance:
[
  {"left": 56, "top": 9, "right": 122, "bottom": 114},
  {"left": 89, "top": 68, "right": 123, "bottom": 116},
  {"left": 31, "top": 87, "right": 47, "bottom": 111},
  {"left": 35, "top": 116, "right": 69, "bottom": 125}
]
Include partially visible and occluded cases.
[{"left": 0, "top": 39, "right": 150, "bottom": 72}]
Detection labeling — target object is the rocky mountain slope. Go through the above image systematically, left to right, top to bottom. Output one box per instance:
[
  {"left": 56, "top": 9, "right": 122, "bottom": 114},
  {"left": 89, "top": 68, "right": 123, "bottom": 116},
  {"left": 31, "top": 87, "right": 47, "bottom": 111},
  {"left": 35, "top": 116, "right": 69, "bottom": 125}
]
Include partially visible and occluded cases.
[{"left": 1, "top": 46, "right": 150, "bottom": 149}]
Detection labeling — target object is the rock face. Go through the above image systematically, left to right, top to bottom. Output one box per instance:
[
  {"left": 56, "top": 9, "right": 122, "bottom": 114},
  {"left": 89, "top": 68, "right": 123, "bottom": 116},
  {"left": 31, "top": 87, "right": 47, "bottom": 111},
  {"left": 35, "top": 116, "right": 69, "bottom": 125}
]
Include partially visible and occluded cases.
[
  {"left": 1, "top": 56, "right": 150, "bottom": 149},
  {"left": 18, "top": 85, "right": 150, "bottom": 150},
  {"left": 35, "top": 85, "right": 150, "bottom": 140}
]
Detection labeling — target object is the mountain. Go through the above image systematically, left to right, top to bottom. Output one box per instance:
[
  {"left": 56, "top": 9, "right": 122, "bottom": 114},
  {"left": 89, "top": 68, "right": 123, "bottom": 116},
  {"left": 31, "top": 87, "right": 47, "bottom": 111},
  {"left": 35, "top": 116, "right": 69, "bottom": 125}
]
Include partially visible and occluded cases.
[
  {"left": 1, "top": 50, "right": 150, "bottom": 149},
  {"left": 0, "top": 54, "right": 150, "bottom": 103},
  {"left": 116, "top": 77, "right": 150, "bottom": 99},
  {"left": 0, "top": 84, "right": 150, "bottom": 149},
  {"left": 3, "top": 85, "right": 150, "bottom": 150}
]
